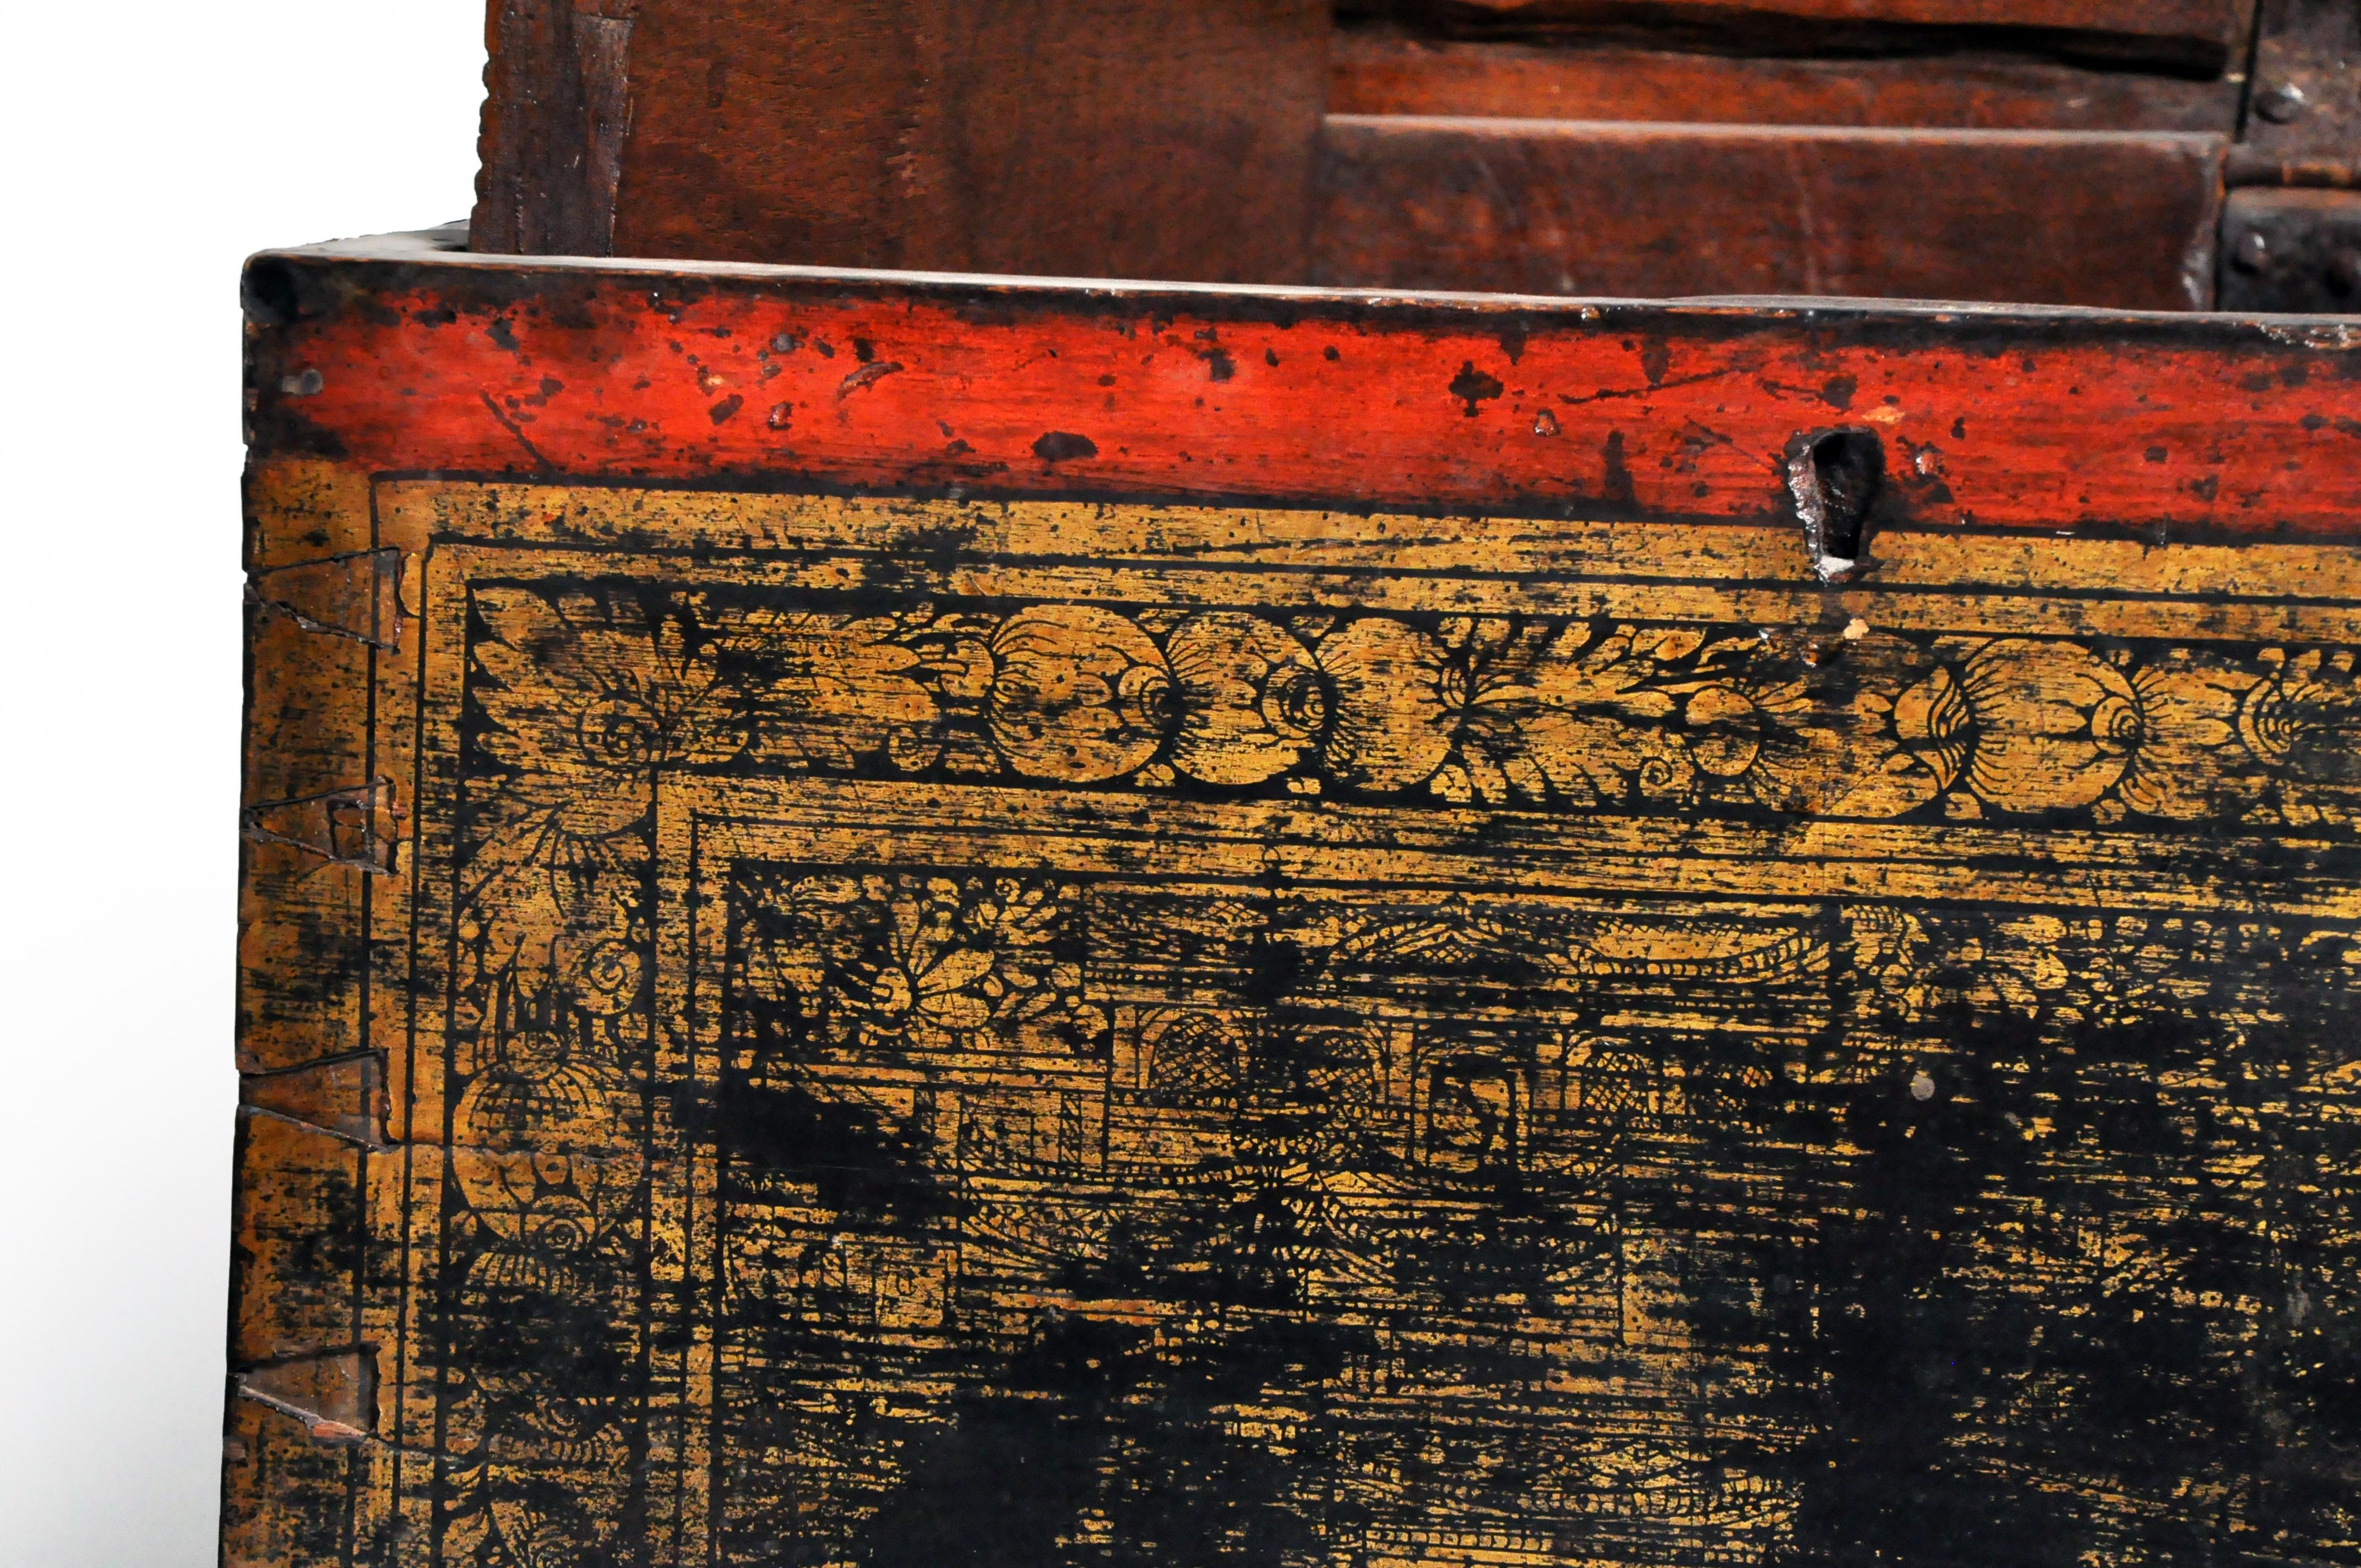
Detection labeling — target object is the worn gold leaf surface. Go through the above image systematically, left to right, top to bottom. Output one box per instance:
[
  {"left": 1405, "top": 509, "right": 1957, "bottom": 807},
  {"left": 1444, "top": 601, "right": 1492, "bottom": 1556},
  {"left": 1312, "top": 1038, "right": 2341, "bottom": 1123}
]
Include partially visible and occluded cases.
[{"left": 246, "top": 481, "right": 2361, "bottom": 1566}]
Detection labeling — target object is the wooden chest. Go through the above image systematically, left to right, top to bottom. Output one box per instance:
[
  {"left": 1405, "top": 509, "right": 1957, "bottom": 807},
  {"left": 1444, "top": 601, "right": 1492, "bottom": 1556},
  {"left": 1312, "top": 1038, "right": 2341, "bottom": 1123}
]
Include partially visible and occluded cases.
[{"left": 231, "top": 225, "right": 2361, "bottom": 1566}]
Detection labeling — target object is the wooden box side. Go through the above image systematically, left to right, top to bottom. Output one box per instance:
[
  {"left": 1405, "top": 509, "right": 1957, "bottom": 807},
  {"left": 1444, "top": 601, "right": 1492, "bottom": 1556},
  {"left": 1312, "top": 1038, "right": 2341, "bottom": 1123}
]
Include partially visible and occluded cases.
[{"left": 230, "top": 232, "right": 2361, "bottom": 1565}]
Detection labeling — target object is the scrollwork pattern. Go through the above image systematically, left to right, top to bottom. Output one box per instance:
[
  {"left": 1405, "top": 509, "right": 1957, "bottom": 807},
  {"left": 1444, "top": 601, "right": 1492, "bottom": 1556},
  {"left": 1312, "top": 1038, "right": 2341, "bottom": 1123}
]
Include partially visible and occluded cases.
[
  {"left": 425, "top": 576, "right": 2361, "bottom": 1566},
  {"left": 465, "top": 584, "right": 2360, "bottom": 836}
]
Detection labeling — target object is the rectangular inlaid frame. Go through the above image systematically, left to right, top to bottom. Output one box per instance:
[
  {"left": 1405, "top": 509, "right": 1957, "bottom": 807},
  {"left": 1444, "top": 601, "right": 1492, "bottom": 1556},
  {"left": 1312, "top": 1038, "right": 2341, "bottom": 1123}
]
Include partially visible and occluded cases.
[{"left": 333, "top": 471, "right": 2361, "bottom": 1565}]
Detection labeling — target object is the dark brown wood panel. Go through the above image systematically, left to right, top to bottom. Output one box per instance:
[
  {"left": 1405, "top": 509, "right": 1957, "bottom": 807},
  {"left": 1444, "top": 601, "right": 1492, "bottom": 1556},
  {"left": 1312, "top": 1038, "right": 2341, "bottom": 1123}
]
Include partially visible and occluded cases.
[
  {"left": 473, "top": 0, "right": 1329, "bottom": 284},
  {"left": 474, "top": 0, "right": 637, "bottom": 255},
  {"left": 1394, "top": 0, "right": 2254, "bottom": 67},
  {"left": 1423, "top": 0, "right": 2239, "bottom": 26},
  {"left": 2228, "top": 0, "right": 2361, "bottom": 190},
  {"left": 1331, "top": 29, "right": 2241, "bottom": 131},
  {"left": 1313, "top": 116, "right": 2226, "bottom": 308},
  {"left": 2221, "top": 187, "right": 2361, "bottom": 311}
]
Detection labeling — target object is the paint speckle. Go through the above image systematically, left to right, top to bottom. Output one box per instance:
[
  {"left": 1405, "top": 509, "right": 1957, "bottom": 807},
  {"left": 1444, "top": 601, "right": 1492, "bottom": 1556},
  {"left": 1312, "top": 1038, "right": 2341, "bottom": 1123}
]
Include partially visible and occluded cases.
[
  {"left": 1640, "top": 339, "right": 1671, "bottom": 388},
  {"left": 837, "top": 361, "right": 905, "bottom": 399},
  {"left": 1450, "top": 362, "right": 1506, "bottom": 417},
  {"left": 280, "top": 368, "right": 325, "bottom": 398},
  {"left": 1033, "top": 431, "right": 1098, "bottom": 462},
  {"left": 1601, "top": 431, "right": 1636, "bottom": 505},
  {"left": 1910, "top": 1070, "right": 1936, "bottom": 1101}
]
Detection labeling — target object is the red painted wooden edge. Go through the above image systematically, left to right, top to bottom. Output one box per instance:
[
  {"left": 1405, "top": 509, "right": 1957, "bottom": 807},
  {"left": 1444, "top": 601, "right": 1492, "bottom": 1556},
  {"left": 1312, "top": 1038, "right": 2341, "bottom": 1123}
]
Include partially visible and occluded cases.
[{"left": 246, "top": 227, "right": 2361, "bottom": 542}]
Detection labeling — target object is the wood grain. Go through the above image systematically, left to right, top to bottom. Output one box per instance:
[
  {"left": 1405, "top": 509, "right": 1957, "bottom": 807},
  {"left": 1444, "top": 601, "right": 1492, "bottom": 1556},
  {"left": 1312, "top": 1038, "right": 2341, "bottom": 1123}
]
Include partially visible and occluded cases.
[
  {"left": 471, "top": 0, "right": 1329, "bottom": 284},
  {"left": 472, "top": 0, "right": 637, "bottom": 255},
  {"left": 1396, "top": 0, "right": 2256, "bottom": 67},
  {"left": 2231, "top": 0, "right": 2361, "bottom": 187},
  {"left": 1331, "top": 28, "right": 2243, "bottom": 130},
  {"left": 1313, "top": 116, "right": 2226, "bottom": 308},
  {"left": 243, "top": 230, "right": 2361, "bottom": 537}
]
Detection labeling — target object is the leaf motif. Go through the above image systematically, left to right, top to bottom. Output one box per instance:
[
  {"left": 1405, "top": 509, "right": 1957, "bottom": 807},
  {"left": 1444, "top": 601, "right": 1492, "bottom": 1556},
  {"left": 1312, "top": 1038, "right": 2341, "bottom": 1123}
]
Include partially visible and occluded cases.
[
  {"left": 742, "top": 610, "right": 940, "bottom": 771},
  {"left": 1318, "top": 617, "right": 1455, "bottom": 791},
  {"left": 1631, "top": 627, "right": 1707, "bottom": 663},
  {"left": 920, "top": 947, "right": 996, "bottom": 997},
  {"left": 918, "top": 992, "right": 994, "bottom": 1031}
]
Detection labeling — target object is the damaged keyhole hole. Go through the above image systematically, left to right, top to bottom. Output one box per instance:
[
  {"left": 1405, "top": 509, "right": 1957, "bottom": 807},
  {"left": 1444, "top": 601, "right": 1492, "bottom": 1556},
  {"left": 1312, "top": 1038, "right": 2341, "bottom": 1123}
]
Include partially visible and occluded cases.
[{"left": 1788, "top": 428, "right": 1884, "bottom": 583}]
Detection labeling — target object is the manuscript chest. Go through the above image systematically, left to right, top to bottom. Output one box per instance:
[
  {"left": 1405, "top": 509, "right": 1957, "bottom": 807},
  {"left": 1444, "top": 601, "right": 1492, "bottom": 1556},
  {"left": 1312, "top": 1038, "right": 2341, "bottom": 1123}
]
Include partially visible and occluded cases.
[{"left": 232, "top": 229, "right": 2361, "bottom": 1567}]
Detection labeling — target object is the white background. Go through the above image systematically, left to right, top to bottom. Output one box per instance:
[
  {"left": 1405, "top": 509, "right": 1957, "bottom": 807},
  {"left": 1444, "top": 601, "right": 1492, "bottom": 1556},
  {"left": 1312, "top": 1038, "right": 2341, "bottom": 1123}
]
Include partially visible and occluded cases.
[{"left": 0, "top": 5, "right": 489, "bottom": 1560}]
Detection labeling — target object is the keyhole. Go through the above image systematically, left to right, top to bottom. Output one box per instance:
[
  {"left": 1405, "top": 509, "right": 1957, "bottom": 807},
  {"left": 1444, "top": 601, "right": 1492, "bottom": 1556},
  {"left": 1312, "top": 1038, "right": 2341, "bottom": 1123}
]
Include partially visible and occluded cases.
[{"left": 1788, "top": 428, "right": 1884, "bottom": 582}]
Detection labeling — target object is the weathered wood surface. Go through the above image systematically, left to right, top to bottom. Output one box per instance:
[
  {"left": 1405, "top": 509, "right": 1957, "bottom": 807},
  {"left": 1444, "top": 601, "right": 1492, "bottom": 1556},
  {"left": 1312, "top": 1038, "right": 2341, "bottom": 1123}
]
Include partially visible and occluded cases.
[
  {"left": 468, "top": 0, "right": 2272, "bottom": 312},
  {"left": 471, "top": 0, "right": 1330, "bottom": 282},
  {"left": 1376, "top": 0, "right": 2256, "bottom": 69},
  {"left": 2228, "top": 0, "right": 2361, "bottom": 191},
  {"left": 1331, "top": 27, "right": 2243, "bottom": 130},
  {"left": 1313, "top": 117, "right": 2226, "bottom": 308},
  {"left": 2222, "top": 187, "right": 2361, "bottom": 313},
  {"left": 243, "top": 230, "right": 2361, "bottom": 536},
  {"left": 233, "top": 231, "right": 2361, "bottom": 1567}
]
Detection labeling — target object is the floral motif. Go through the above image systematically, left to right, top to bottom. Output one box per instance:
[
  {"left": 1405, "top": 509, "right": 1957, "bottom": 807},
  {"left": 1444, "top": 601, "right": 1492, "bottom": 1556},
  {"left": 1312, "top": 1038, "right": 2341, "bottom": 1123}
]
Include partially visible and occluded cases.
[
  {"left": 471, "top": 587, "right": 746, "bottom": 840},
  {"left": 464, "top": 588, "right": 2361, "bottom": 861},
  {"left": 461, "top": 589, "right": 747, "bottom": 1005},
  {"left": 728, "top": 606, "right": 940, "bottom": 771},
  {"left": 987, "top": 606, "right": 1173, "bottom": 781},
  {"left": 1167, "top": 612, "right": 1327, "bottom": 785},
  {"left": 1316, "top": 615, "right": 1461, "bottom": 792},
  {"left": 1456, "top": 623, "right": 1957, "bottom": 816},
  {"left": 1492, "top": 623, "right": 1718, "bottom": 805},
  {"left": 1739, "top": 635, "right": 1965, "bottom": 818},
  {"left": 1949, "top": 639, "right": 2261, "bottom": 821},
  {"left": 1955, "top": 639, "right": 2145, "bottom": 812},
  {"left": 2239, "top": 648, "right": 2361, "bottom": 808},
  {"left": 2113, "top": 655, "right": 2253, "bottom": 820},
  {"left": 1890, "top": 665, "right": 1973, "bottom": 787},
  {"left": 741, "top": 872, "right": 1106, "bottom": 1058},
  {"left": 851, "top": 878, "right": 1016, "bottom": 1043},
  {"left": 1847, "top": 907, "right": 2270, "bottom": 1061},
  {"left": 451, "top": 1042, "right": 638, "bottom": 1300}
]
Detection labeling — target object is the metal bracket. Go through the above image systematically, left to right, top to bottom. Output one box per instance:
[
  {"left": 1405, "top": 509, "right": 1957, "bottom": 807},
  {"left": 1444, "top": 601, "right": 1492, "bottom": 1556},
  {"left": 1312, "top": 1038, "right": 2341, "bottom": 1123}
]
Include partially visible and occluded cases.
[
  {"left": 2219, "top": 0, "right": 2361, "bottom": 311},
  {"left": 2222, "top": 187, "right": 2361, "bottom": 311},
  {"left": 246, "top": 548, "right": 406, "bottom": 649},
  {"left": 241, "top": 779, "right": 404, "bottom": 874},
  {"left": 241, "top": 1053, "right": 391, "bottom": 1148},
  {"left": 235, "top": 1351, "right": 376, "bottom": 1445}
]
